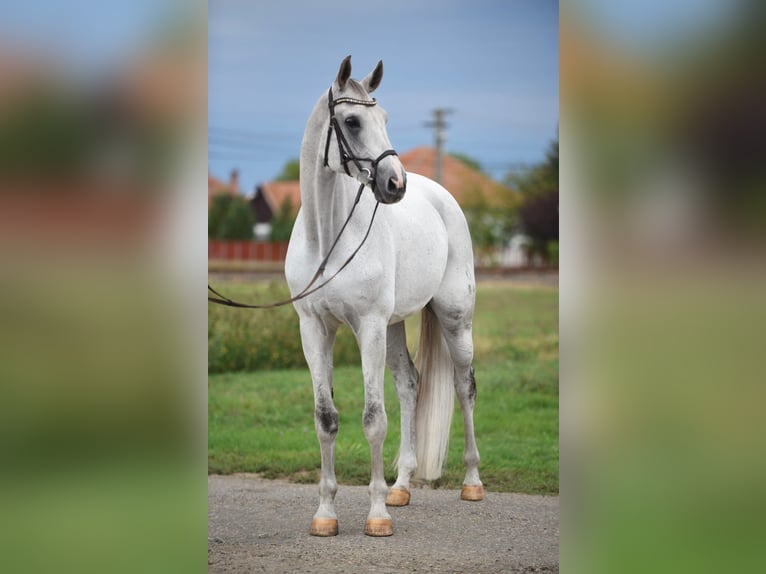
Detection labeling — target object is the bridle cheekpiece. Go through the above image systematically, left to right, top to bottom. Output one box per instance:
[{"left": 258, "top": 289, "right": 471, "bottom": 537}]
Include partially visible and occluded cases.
[{"left": 322, "top": 87, "right": 398, "bottom": 192}]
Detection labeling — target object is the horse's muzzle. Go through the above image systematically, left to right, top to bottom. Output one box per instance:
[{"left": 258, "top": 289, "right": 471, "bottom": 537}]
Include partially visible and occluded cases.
[{"left": 374, "top": 165, "right": 407, "bottom": 204}]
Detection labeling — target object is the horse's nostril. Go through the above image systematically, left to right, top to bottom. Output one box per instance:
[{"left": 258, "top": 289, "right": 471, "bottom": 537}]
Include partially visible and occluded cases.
[{"left": 387, "top": 177, "right": 402, "bottom": 193}]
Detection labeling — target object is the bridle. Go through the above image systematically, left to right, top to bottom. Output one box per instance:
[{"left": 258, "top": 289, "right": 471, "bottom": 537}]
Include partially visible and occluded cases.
[
  {"left": 208, "top": 87, "right": 399, "bottom": 309},
  {"left": 323, "top": 87, "right": 399, "bottom": 192}
]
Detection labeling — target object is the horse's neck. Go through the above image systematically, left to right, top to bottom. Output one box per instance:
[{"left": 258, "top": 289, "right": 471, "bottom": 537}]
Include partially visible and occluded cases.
[{"left": 299, "top": 152, "right": 357, "bottom": 259}]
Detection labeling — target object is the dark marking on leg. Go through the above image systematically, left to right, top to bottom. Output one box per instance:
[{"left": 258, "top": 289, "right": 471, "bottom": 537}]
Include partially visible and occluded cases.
[
  {"left": 407, "top": 357, "right": 419, "bottom": 391},
  {"left": 468, "top": 366, "right": 477, "bottom": 402},
  {"left": 316, "top": 397, "right": 338, "bottom": 435},
  {"left": 363, "top": 403, "right": 381, "bottom": 428}
]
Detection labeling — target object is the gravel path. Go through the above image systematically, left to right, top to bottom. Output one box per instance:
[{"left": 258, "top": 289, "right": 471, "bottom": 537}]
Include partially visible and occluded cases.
[{"left": 208, "top": 474, "right": 558, "bottom": 573}]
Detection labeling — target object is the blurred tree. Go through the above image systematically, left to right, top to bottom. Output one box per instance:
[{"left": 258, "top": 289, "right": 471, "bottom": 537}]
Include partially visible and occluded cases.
[
  {"left": 0, "top": 88, "right": 176, "bottom": 191},
  {"left": 0, "top": 92, "right": 92, "bottom": 177},
  {"left": 506, "top": 135, "right": 559, "bottom": 263},
  {"left": 506, "top": 137, "right": 558, "bottom": 199},
  {"left": 542, "top": 137, "right": 558, "bottom": 186},
  {"left": 450, "top": 152, "right": 484, "bottom": 173},
  {"left": 451, "top": 153, "right": 515, "bottom": 259},
  {"left": 275, "top": 158, "right": 300, "bottom": 181},
  {"left": 462, "top": 185, "right": 519, "bottom": 266},
  {"left": 518, "top": 190, "right": 559, "bottom": 259},
  {"left": 207, "top": 193, "right": 253, "bottom": 239},
  {"left": 208, "top": 193, "right": 233, "bottom": 238},
  {"left": 212, "top": 195, "right": 254, "bottom": 240},
  {"left": 270, "top": 197, "right": 296, "bottom": 241}
]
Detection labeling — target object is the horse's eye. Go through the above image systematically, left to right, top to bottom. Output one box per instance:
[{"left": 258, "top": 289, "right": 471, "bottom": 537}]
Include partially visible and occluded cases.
[{"left": 344, "top": 116, "right": 361, "bottom": 129}]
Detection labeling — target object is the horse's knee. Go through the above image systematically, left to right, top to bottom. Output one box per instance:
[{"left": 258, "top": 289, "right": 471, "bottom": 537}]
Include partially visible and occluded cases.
[
  {"left": 451, "top": 337, "right": 474, "bottom": 370},
  {"left": 315, "top": 398, "right": 339, "bottom": 437},
  {"left": 363, "top": 402, "right": 387, "bottom": 440}
]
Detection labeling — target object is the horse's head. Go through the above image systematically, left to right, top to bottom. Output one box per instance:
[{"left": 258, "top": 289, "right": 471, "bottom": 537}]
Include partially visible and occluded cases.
[{"left": 323, "top": 56, "right": 407, "bottom": 204}]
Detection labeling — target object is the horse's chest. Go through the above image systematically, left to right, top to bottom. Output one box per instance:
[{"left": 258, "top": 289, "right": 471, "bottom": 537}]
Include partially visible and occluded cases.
[{"left": 289, "top": 255, "right": 393, "bottom": 324}]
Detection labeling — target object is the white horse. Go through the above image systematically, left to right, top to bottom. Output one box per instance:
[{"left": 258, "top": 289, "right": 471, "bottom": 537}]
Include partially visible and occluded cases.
[{"left": 285, "top": 56, "right": 483, "bottom": 538}]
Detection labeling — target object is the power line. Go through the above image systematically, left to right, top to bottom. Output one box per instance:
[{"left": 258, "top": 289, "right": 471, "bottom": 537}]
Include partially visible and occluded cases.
[
  {"left": 208, "top": 125, "right": 302, "bottom": 142},
  {"left": 208, "top": 136, "right": 284, "bottom": 151},
  {"left": 208, "top": 152, "right": 286, "bottom": 163}
]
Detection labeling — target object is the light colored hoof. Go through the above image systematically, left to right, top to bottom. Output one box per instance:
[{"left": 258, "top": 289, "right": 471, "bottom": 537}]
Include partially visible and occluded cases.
[
  {"left": 460, "top": 484, "right": 485, "bottom": 501},
  {"left": 385, "top": 487, "right": 411, "bottom": 507},
  {"left": 310, "top": 517, "right": 338, "bottom": 537},
  {"left": 364, "top": 517, "right": 393, "bottom": 537}
]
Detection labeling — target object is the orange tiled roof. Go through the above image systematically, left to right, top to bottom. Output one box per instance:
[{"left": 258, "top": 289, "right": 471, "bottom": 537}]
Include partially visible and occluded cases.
[
  {"left": 255, "top": 147, "right": 515, "bottom": 214},
  {"left": 399, "top": 147, "right": 517, "bottom": 208},
  {"left": 208, "top": 172, "right": 237, "bottom": 207},
  {"left": 208, "top": 173, "right": 225, "bottom": 191},
  {"left": 259, "top": 180, "right": 302, "bottom": 216}
]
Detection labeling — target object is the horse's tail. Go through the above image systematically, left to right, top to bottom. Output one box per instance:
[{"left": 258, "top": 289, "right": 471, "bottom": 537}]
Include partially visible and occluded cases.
[{"left": 413, "top": 305, "right": 455, "bottom": 481}]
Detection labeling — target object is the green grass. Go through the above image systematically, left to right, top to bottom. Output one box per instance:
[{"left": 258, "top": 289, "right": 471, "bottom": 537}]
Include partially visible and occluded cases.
[
  {"left": 208, "top": 279, "right": 558, "bottom": 494},
  {"left": 208, "top": 280, "right": 361, "bottom": 372}
]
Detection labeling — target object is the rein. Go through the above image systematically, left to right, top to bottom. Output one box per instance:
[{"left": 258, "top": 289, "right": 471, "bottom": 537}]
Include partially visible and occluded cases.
[
  {"left": 208, "top": 86, "right": 396, "bottom": 310},
  {"left": 208, "top": 183, "right": 378, "bottom": 309}
]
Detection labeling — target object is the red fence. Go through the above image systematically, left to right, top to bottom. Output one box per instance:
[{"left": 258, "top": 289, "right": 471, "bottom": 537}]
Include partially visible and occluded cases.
[{"left": 208, "top": 240, "right": 289, "bottom": 261}]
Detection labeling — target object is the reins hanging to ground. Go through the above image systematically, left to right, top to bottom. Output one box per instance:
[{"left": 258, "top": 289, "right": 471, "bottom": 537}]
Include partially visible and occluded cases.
[
  {"left": 207, "top": 85, "right": 395, "bottom": 310},
  {"left": 207, "top": 184, "right": 378, "bottom": 309}
]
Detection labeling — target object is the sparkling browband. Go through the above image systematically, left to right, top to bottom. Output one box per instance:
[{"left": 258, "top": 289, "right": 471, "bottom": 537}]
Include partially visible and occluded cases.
[{"left": 333, "top": 97, "right": 377, "bottom": 106}]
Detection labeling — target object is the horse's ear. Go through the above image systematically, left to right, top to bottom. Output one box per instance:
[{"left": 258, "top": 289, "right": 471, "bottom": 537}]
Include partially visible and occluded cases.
[
  {"left": 336, "top": 55, "right": 352, "bottom": 91},
  {"left": 361, "top": 60, "right": 384, "bottom": 94}
]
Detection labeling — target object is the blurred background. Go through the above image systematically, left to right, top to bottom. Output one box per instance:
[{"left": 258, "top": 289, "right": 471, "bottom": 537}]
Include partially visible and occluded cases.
[
  {"left": 0, "top": 0, "right": 206, "bottom": 572},
  {"left": 561, "top": 1, "right": 766, "bottom": 573}
]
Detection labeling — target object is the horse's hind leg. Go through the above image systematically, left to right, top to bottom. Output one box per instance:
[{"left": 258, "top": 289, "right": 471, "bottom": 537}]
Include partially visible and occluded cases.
[
  {"left": 430, "top": 299, "right": 485, "bottom": 501},
  {"left": 300, "top": 316, "right": 341, "bottom": 536},
  {"left": 384, "top": 321, "right": 418, "bottom": 507}
]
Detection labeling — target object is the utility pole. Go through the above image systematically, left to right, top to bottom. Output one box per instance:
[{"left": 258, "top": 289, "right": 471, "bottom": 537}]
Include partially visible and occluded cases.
[{"left": 425, "top": 108, "right": 452, "bottom": 184}]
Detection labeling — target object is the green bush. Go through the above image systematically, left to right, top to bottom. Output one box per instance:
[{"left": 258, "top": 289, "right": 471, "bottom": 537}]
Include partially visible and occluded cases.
[
  {"left": 208, "top": 194, "right": 233, "bottom": 238},
  {"left": 209, "top": 194, "right": 254, "bottom": 240},
  {"left": 217, "top": 196, "right": 254, "bottom": 240},
  {"left": 269, "top": 197, "right": 296, "bottom": 242},
  {"left": 208, "top": 281, "right": 360, "bottom": 372}
]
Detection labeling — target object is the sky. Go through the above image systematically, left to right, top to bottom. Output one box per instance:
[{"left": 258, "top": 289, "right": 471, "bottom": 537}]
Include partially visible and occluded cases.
[
  {"left": 0, "top": 0, "right": 558, "bottom": 194},
  {"left": 0, "top": 0, "right": 734, "bottom": 197},
  {"left": 0, "top": 0, "right": 175, "bottom": 75},
  {"left": 208, "top": 0, "right": 559, "bottom": 193}
]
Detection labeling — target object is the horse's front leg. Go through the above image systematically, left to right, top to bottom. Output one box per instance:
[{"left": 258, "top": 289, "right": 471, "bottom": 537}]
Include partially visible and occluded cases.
[
  {"left": 300, "top": 315, "right": 340, "bottom": 537},
  {"left": 356, "top": 317, "right": 393, "bottom": 536}
]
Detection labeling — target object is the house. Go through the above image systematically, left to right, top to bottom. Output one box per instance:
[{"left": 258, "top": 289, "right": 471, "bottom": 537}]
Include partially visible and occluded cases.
[
  {"left": 249, "top": 146, "right": 514, "bottom": 220},
  {"left": 245, "top": 147, "right": 526, "bottom": 263},
  {"left": 398, "top": 147, "right": 516, "bottom": 209},
  {"left": 400, "top": 147, "right": 532, "bottom": 267},
  {"left": 208, "top": 169, "right": 240, "bottom": 208},
  {"left": 249, "top": 180, "right": 301, "bottom": 240}
]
